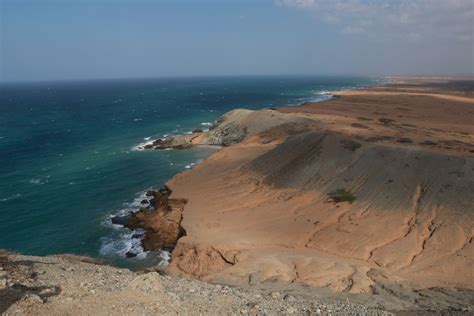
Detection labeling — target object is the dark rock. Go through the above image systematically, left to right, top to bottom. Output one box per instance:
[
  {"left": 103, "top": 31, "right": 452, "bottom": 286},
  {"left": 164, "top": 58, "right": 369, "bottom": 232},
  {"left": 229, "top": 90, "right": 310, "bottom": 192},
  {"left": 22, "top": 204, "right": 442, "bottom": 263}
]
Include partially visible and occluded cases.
[
  {"left": 192, "top": 128, "right": 203, "bottom": 133},
  {"left": 152, "top": 137, "right": 192, "bottom": 150},
  {"left": 140, "top": 199, "right": 149, "bottom": 205},
  {"left": 111, "top": 213, "right": 132, "bottom": 226},
  {"left": 132, "top": 232, "right": 144, "bottom": 239},
  {"left": 125, "top": 251, "right": 138, "bottom": 258}
]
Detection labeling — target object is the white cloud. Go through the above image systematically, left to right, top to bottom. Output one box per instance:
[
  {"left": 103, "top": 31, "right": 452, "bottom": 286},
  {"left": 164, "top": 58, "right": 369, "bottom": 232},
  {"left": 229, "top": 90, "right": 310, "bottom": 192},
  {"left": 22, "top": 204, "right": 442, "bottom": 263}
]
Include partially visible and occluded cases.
[{"left": 275, "top": 0, "right": 474, "bottom": 42}]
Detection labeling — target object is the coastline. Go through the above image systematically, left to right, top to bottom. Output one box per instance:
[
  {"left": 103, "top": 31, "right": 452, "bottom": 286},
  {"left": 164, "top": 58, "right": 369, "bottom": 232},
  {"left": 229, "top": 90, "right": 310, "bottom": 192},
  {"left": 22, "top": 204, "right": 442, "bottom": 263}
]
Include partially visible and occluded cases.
[
  {"left": 2, "top": 77, "right": 473, "bottom": 314},
  {"left": 155, "top": 77, "right": 474, "bottom": 311},
  {"left": 111, "top": 79, "right": 387, "bottom": 262}
]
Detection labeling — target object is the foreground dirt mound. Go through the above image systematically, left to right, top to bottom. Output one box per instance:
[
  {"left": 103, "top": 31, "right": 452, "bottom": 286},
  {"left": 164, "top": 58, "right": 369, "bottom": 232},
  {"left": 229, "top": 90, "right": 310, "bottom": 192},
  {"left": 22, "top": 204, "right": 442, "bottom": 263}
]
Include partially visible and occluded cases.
[
  {"left": 163, "top": 79, "right": 474, "bottom": 312},
  {"left": 0, "top": 250, "right": 386, "bottom": 315}
]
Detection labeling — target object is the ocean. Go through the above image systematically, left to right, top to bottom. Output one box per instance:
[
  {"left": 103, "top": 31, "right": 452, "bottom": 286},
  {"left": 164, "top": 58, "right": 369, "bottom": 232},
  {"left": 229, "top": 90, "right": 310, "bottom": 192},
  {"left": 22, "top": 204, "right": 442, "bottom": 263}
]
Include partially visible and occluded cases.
[{"left": 0, "top": 76, "right": 383, "bottom": 267}]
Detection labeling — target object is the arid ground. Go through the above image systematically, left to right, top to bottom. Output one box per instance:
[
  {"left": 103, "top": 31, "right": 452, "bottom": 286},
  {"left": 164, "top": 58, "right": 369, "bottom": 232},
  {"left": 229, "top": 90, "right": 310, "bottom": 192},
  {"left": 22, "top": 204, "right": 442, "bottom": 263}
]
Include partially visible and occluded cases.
[
  {"left": 165, "top": 77, "right": 474, "bottom": 312},
  {"left": 2, "top": 78, "right": 473, "bottom": 315}
]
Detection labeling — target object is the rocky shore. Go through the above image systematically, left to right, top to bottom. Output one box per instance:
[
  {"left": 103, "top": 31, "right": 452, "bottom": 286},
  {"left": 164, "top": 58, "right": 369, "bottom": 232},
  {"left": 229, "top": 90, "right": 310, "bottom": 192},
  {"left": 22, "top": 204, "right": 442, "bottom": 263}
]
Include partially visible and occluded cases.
[{"left": 109, "top": 186, "right": 186, "bottom": 258}]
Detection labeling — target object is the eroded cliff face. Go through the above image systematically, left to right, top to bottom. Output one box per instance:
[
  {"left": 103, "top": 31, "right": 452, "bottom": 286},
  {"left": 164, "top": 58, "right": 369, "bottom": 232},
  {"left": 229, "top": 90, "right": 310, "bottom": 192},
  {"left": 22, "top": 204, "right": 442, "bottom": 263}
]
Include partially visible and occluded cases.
[{"left": 125, "top": 187, "right": 187, "bottom": 252}]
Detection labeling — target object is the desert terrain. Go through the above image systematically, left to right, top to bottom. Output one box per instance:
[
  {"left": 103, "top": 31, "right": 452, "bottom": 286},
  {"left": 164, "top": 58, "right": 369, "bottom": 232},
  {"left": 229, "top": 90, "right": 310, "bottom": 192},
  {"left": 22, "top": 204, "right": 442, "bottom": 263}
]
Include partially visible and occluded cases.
[
  {"left": 160, "top": 77, "right": 474, "bottom": 312},
  {"left": 2, "top": 78, "right": 473, "bottom": 314}
]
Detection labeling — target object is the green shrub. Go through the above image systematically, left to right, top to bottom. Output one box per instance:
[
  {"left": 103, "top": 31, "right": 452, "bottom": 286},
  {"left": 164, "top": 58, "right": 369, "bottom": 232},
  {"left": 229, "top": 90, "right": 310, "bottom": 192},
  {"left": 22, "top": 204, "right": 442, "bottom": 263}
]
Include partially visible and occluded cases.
[{"left": 328, "top": 189, "right": 356, "bottom": 204}]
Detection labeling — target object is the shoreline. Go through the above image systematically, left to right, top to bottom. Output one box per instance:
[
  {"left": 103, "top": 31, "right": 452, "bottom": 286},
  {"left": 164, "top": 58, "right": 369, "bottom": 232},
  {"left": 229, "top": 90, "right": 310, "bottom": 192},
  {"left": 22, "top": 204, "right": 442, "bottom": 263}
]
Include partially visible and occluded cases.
[
  {"left": 2, "top": 77, "right": 473, "bottom": 314},
  {"left": 154, "top": 77, "right": 473, "bottom": 311},
  {"left": 112, "top": 79, "right": 389, "bottom": 263}
]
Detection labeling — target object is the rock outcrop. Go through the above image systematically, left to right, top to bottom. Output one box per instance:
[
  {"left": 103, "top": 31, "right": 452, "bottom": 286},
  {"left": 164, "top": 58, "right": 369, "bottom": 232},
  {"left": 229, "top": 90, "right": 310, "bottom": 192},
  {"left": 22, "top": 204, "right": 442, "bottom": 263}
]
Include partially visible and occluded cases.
[
  {"left": 143, "top": 109, "right": 315, "bottom": 149},
  {"left": 125, "top": 186, "right": 187, "bottom": 252}
]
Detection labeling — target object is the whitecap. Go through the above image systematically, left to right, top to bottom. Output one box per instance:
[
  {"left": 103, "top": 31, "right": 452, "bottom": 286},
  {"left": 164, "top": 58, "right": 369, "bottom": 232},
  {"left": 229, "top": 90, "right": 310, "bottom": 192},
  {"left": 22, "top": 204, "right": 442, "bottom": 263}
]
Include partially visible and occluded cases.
[
  {"left": 318, "top": 90, "right": 332, "bottom": 96},
  {"left": 133, "top": 118, "right": 142, "bottom": 122},
  {"left": 200, "top": 122, "right": 212, "bottom": 126},
  {"left": 131, "top": 139, "right": 155, "bottom": 151},
  {"left": 184, "top": 162, "right": 197, "bottom": 170},
  {"left": 28, "top": 179, "right": 43, "bottom": 185},
  {"left": 100, "top": 190, "right": 160, "bottom": 260},
  {"left": 0, "top": 193, "right": 21, "bottom": 202},
  {"left": 98, "top": 231, "right": 144, "bottom": 258},
  {"left": 158, "top": 250, "right": 171, "bottom": 265}
]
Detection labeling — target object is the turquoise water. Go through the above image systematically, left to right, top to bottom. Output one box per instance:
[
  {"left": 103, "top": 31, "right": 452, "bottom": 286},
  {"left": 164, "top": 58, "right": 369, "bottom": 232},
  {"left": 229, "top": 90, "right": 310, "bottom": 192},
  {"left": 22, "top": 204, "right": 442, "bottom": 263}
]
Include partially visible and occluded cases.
[{"left": 0, "top": 76, "right": 383, "bottom": 266}]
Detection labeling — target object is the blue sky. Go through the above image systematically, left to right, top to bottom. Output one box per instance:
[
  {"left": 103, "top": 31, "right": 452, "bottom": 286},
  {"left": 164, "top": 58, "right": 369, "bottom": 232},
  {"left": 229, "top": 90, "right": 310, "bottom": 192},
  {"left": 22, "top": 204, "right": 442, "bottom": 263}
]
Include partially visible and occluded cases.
[{"left": 1, "top": 0, "right": 473, "bottom": 81}]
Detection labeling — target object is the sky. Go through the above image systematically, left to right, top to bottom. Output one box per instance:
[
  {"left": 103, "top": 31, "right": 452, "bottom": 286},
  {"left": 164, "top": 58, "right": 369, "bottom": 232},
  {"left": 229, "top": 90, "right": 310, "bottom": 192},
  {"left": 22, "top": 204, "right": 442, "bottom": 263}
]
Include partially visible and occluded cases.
[{"left": 1, "top": 0, "right": 473, "bottom": 82}]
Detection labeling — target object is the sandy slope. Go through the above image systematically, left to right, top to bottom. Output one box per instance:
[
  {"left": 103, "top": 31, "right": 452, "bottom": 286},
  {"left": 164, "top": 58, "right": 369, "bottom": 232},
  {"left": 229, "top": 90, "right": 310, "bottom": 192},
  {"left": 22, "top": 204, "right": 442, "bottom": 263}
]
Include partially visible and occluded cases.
[{"left": 163, "top": 78, "right": 474, "bottom": 311}]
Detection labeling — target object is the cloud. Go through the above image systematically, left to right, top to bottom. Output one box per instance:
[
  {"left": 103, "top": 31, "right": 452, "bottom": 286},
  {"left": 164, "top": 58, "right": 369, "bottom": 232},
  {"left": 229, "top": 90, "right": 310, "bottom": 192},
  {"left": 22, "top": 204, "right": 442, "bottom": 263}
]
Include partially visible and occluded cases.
[{"left": 274, "top": 0, "right": 474, "bottom": 42}]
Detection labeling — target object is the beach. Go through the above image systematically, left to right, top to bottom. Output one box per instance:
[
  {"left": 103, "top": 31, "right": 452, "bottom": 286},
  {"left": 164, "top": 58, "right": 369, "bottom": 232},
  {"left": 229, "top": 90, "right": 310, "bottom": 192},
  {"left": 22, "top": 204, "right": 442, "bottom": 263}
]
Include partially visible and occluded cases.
[{"left": 2, "top": 77, "right": 473, "bottom": 314}]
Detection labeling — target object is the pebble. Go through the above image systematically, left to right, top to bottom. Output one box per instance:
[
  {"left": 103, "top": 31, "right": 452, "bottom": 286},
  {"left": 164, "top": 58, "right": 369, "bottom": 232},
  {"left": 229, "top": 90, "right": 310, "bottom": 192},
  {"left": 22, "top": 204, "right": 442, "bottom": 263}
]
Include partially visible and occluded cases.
[
  {"left": 23, "top": 293, "right": 43, "bottom": 304},
  {"left": 284, "top": 294, "right": 296, "bottom": 302},
  {"left": 287, "top": 306, "right": 297, "bottom": 314}
]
